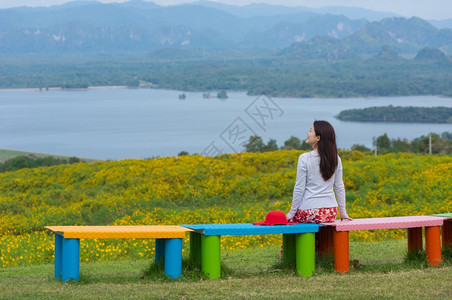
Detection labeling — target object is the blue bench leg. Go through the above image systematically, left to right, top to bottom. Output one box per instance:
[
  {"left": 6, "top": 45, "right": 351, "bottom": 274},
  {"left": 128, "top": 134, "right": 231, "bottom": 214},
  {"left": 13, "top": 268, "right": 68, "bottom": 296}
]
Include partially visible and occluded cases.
[
  {"left": 54, "top": 234, "right": 63, "bottom": 279},
  {"left": 62, "top": 238, "right": 80, "bottom": 282},
  {"left": 155, "top": 238, "right": 166, "bottom": 266},
  {"left": 164, "top": 238, "right": 182, "bottom": 279}
]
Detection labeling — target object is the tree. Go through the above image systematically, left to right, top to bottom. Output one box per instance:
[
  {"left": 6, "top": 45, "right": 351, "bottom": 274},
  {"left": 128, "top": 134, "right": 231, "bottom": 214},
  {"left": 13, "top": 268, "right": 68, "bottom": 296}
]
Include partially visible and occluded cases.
[
  {"left": 217, "top": 91, "right": 228, "bottom": 99},
  {"left": 441, "top": 131, "right": 452, "bottom": 141},
  {"left": 375, "top": 133, "right": 391, "bottom": 153},
  {"left": 410, "top": 133, "right": 450, "bottom": 154},
  {"left": 244, "top": 136, "right": 265, "bottom": 152},
  {"left": 244, "top": 136, "right": 279, "bottom": 152},
  {"left": 282, "top": 136, "right": 301, "bottom": 150},
  {"left": 391, "top": 138, "right": 410, "bottom": 152},
  {"left": 264, "top": 139, "right": 278, "bottom": 151},
  {"left": 300, "top": 140, "right": 312, "bottom": 150},
  {"left": 351, "top": 144, "right": 371, "bottom": 152},
  {"left": 69, "top": 157, "right": 81, "bottom": 164}
]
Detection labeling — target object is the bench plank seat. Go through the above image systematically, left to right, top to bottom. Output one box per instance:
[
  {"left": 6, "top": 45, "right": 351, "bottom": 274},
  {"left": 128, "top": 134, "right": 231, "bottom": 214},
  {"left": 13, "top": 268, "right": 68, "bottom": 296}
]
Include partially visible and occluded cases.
[
  {"left": 319, "top": 216, "right": 446, "bottom": 273},
  {"left": 321, "top": 216, "right": 445, "bottom": 231},
  {"left": 184, "top": 222, "right": 320, "bottom": 236},
  {"left": 182, "top": 223, "right": 321, "bottom": 279},
  {"left": 45, "top": 225, "right": 191, "bottom": 239},
  {"left": 46, "top": 225, "right": 192, "bottom": 282}
]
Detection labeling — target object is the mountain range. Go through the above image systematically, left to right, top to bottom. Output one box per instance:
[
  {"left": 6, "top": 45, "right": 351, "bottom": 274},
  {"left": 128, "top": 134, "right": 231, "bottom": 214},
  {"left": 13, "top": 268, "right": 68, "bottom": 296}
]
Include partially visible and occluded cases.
[{"left": 0, "top": 0, "right": 451, "bottom": 57}]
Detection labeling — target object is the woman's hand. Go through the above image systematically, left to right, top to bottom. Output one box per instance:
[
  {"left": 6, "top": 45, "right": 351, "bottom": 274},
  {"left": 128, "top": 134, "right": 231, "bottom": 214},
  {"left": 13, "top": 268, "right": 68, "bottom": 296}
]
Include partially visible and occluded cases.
[{"left": 341, "top": 216, "right": 353, "bottom": 221}]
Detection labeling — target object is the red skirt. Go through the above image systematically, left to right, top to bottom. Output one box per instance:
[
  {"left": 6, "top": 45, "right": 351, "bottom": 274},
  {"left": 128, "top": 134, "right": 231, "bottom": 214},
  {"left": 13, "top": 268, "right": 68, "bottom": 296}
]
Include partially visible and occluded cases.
[{"left": 289, "top": 207, "right": 337, "bottom": 224}]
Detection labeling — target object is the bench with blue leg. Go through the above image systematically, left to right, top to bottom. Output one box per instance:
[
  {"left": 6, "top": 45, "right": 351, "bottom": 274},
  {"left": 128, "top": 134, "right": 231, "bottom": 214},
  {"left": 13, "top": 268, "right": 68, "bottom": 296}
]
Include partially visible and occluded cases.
[
  {"left": 181, "top": 223, "right": 321, "bottom": 279},
  {"left": 45, "top": 225, "right": 192, "bottom": 282}
]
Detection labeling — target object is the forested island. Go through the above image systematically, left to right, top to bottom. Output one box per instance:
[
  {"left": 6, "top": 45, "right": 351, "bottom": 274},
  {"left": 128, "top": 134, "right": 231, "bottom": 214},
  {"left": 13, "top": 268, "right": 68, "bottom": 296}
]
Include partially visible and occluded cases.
[{"left": 336, "top": 106, "right": 452, "bottom": 123}]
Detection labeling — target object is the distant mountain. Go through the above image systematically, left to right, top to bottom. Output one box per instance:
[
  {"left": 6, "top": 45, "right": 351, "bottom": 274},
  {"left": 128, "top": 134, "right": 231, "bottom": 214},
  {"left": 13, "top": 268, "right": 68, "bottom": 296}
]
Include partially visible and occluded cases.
[
  {"left": 0, "top": 1, "right": 451, "bottom": 56},
  {"left": 193, "top": 1, "right": 398, "bottom": 21},
  {"left": 0, "top": 2, "right": 240, "bottom": 53},
  {"left": 311, "top": 6, "right": 399, "bottom": 22},
  {"left": 241, "top": 15, "right": 367, "bottom": 48},
  {"left": 282, "top": 17, "right": 452, "bottom": 60},
  {"left": 345, "top": 17, "right": 452, "bottom": 55},
  {"left": 429, "top": 19, "right": 452, "bottom": 29},
  {"left": 281, "top": 35, "right": 357, "bottom": 60},
  {"left": 375, "top": 45, "right": 403, "bottom": 61},
  {"left": 414, "top": 47, "right": 451, "bottom": 63}
]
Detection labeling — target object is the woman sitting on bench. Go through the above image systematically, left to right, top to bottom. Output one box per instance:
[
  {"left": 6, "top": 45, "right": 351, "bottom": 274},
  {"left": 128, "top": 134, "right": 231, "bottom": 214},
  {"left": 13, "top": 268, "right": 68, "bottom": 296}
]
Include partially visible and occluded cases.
[{"left": 286, "top": 120, "right": 353, "bottom": 223}]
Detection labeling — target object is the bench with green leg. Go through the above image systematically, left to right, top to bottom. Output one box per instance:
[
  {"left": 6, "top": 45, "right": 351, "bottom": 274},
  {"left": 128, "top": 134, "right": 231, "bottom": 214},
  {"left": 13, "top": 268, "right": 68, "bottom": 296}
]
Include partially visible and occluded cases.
[{"left": 182, "top": 223, "right": 321, "bottom": 279}]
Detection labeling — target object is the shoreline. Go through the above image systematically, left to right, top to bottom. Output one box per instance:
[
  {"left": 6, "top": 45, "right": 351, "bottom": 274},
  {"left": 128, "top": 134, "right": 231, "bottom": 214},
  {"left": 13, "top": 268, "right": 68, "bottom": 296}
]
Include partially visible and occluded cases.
[
  {"left": 0, "top": 85, "right": 129, "bottom": 92},
  {"left": 0, "top": 86, "right": 450, "bottom": 99}
]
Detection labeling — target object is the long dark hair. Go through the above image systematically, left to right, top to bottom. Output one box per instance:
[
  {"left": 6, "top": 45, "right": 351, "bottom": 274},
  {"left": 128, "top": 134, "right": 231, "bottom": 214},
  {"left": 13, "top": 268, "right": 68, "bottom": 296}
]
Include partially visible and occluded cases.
[{"left": 314, "top": 120, "right": 338, "bottom": 181}]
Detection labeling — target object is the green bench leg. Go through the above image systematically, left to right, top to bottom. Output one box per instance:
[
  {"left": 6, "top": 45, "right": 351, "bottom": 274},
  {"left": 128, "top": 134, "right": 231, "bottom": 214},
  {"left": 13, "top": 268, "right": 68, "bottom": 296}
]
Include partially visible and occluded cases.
[
  {"left": 190, "top": 232, "right": 202, "bottom": 265},
  {"left": 296, "top": 232, "right": 315, "bottom": 278},
  {"left": 282, "top": 233, "right": 296, "bottom": 264},
  {"left": 201, "top": 235, "right": 221, "bottom": 279}
]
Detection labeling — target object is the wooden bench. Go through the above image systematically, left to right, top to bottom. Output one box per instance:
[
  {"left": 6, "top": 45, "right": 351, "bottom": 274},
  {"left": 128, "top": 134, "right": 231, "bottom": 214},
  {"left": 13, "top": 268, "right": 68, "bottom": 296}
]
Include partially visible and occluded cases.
[
  {"left": 433, "top": 213, "right": 452, "bottom": 249},
  {"left": 318, "top": 216, "right": 446, "bottom": 273},
  {"left": 181, "top": 223, "right": 321, "bottom": 278},
  {"left": 45, "top": 225, "right": 192, "bottom": 282}
]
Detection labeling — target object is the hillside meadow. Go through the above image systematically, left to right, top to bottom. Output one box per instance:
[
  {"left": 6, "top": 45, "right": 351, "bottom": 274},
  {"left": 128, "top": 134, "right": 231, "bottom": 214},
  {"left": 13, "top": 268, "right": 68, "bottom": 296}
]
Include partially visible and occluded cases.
[{"left": 0, "top": 150, "right": 451, "bottom": 268}]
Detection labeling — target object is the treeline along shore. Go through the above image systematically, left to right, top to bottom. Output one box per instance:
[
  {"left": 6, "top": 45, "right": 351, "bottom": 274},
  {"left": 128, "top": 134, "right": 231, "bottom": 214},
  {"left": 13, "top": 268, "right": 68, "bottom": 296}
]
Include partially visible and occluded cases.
[
  {"left": 2, "top": 54, "right": 452, "bottom": 98},
  {"left": 336, "top": 106, "right": 452, "bottom": 123}
]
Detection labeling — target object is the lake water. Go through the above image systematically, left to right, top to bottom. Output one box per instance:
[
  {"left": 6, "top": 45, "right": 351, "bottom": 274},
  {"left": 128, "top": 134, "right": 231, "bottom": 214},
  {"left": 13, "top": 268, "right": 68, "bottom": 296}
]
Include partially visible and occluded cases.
[{"left": 0, "top": 88, "right": 451, "bottom": 160}]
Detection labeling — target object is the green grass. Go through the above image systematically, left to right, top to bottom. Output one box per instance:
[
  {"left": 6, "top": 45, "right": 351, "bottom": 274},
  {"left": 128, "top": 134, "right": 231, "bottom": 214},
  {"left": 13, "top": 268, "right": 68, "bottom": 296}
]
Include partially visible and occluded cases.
[
  {"left": 0, "top": 148, "right": 98, "bottom": 163},
  {"left": 0, "top": 149, "right": 34, "bottom": 163},
  {"left": 1, "top": 240, "right": 451, "bottom": 299}
]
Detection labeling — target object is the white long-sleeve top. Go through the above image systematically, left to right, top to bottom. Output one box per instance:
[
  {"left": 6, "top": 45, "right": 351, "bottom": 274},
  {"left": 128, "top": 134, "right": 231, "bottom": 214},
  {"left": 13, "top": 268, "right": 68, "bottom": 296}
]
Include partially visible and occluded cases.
[{"left": 287, "top": 151, "right": 348, "bottom": 220}]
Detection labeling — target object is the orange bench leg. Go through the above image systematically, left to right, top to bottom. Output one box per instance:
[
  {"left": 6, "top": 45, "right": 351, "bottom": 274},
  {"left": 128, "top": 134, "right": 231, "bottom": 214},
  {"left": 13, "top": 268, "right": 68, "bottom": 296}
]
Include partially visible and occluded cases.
[
  {"left": 442, "top": 220, "right": 452, "bottom": 249},
  {"left": 317, "top": 226, "right": 334, "bottom": 256},
  {"left": 425, "top": 226, "right": 441, "bottom": 266},
  {"left": 407, "top": 227, "right": 423, "bottom": 253},
  {"left": 333, "top": 230, "right": 349, "bottom": 273}
]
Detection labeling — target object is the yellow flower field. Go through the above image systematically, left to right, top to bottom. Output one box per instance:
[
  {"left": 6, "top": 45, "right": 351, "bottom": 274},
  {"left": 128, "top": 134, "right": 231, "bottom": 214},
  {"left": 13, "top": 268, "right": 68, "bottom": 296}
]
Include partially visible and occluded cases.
[{"left": 0, "top": 150, "right": 451, "bottom": 268}]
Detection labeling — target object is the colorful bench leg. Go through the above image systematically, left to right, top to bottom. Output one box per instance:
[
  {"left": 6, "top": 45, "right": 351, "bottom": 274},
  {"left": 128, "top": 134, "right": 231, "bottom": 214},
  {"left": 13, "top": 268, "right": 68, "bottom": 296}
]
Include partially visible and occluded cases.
[
  {"left": 442, "top": 219, "right": 452, "bottom": 249},
  {"left": 317, "top": 226, "right": 334, "bottom": 256},
  {"left": 425, "top": 226, "right": 441, "bottom": 266},
  {"left": 407, "top": 227, "right": 423, "bottom": 253},
  {"left": 333, "top": 230, "right": 349, "bottom": 273},
  {"left": 189, "top": 232, "right": 202, "bottom": 265},
  {"left": 295, "top": 232, "right": 315, "bottom": 277},
  {"left": 54, "top": 233, "right": 63, "bottom": 279},
  {"left": 282, "top": 233, "right": 296, "bottom": 264},
  {"left": 201, "top": 235, "right": 221, "bottom": 279},
  {"left": 62, "top": 237, "right": 80, "bottom": 282},
  {"left": 155, "top": 238, "right": 166, "bottom": 265},
  {"left": 164, "top": 238, "right": 183, "bottom": 279}
]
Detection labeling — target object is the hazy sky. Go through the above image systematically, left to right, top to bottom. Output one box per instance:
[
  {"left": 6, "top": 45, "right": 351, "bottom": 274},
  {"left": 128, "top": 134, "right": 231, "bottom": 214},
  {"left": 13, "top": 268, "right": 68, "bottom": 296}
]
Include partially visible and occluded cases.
[{"left": 0, "top": 0, "right": 451, "bottom": 20}]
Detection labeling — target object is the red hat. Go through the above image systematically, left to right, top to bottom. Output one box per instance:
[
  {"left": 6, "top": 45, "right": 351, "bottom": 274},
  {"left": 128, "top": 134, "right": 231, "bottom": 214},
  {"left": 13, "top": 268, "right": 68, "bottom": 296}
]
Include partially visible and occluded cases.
[{"left": 252, "top": 210, "right": 298, "bottom": 226}]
